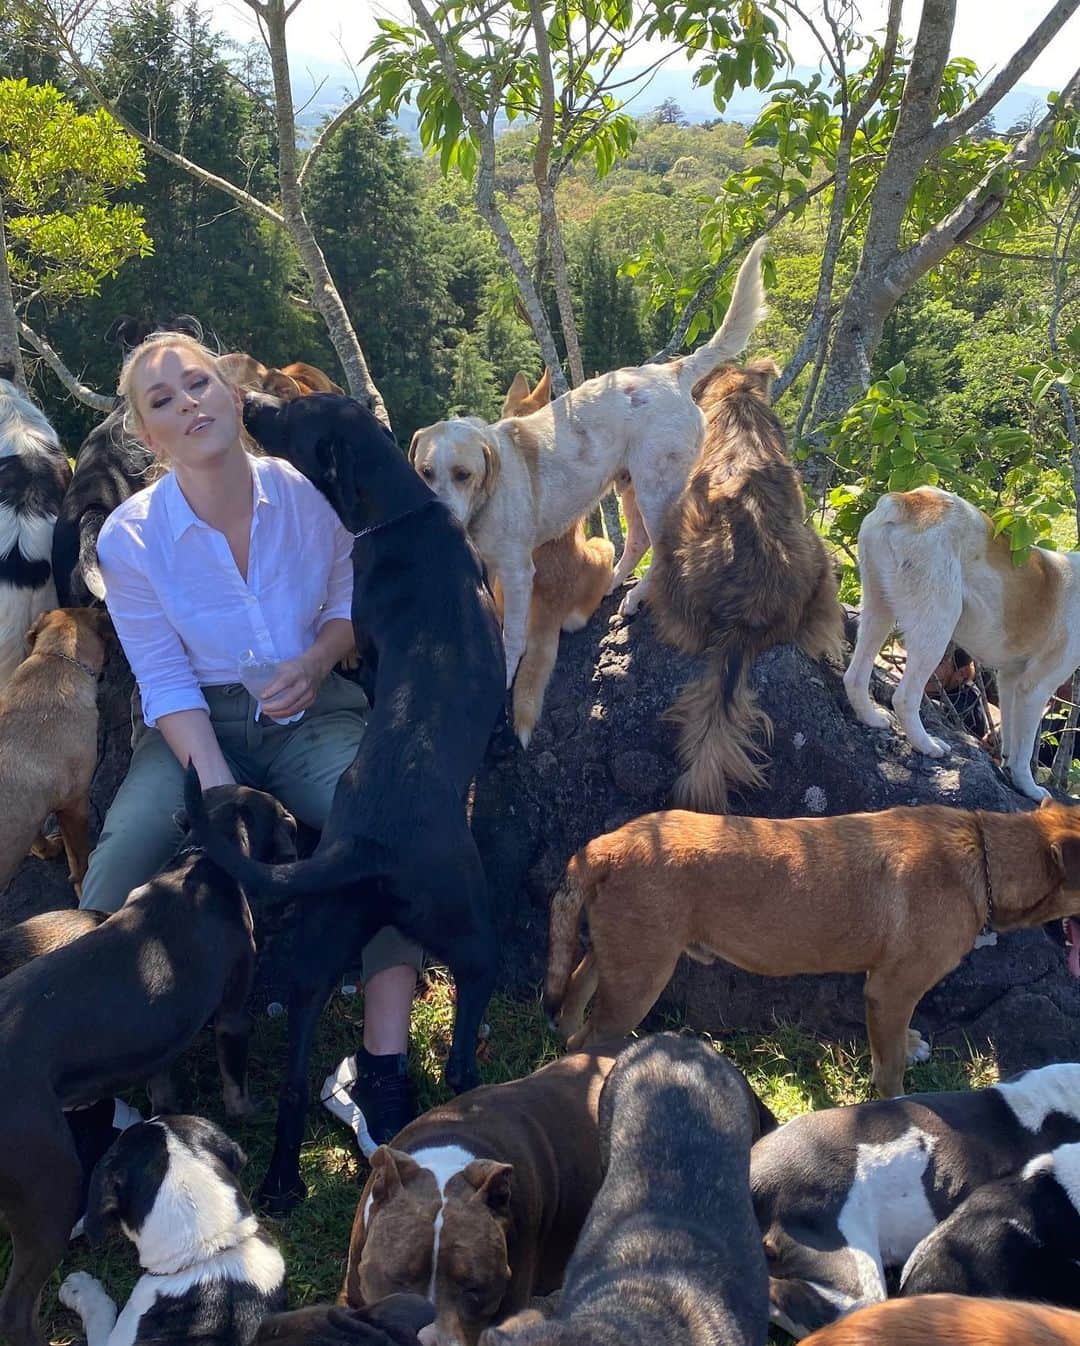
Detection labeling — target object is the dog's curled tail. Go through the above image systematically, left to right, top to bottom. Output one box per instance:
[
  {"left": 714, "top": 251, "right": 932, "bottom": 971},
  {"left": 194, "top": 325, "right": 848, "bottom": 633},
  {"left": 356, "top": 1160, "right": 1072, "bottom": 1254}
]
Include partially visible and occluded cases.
[
  {"left": 678, "top": 237, "right": 769, "bottom": 393},
  {"left": 78, "top": 510, "right": 108, "bottom": 601},
  {"left": 667, "top": 631, "right": 772, "bottom": 813},
  {"left": 543, "top": 849, "right": 604, "bottom": 1024}
]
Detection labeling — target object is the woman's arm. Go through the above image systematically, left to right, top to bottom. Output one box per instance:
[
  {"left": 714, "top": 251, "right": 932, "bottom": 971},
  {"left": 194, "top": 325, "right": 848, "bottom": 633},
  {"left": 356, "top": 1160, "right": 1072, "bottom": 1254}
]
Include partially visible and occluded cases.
[
  {"left": 259, "top": 618, "right": 357, "bottom": 721},
  {"left": 157, "top": 709, "right": 235, "bottom": 788}
]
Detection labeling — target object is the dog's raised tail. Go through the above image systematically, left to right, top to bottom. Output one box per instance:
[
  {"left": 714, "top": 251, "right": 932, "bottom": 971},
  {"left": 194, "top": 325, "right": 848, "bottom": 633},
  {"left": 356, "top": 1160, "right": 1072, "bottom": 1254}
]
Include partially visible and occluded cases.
[
  {"left": 677, "top": 237, "right": 768, "bottom": 393},
  {"left": 666, "top": 630, "right": 772, "bottom": 814},
  {"left": 544, "top": 848, "right": 605, "bottom": 1025}
]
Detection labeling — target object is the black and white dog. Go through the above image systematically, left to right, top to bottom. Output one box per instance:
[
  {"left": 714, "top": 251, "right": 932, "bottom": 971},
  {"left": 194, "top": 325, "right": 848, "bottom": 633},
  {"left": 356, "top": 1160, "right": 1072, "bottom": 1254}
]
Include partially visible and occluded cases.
[
  {"left": 0, "top": 373, "right": 71, "bottom": 681},
  {"left": 752, "top": 1062, "right": 1080, "bottom": 1338},
  {"left": 60, "top": 1115, "right": 286, "bottom": 1346},
  {"left": 899, "top": 1138, "right": 1080, "bottom": 1307}
]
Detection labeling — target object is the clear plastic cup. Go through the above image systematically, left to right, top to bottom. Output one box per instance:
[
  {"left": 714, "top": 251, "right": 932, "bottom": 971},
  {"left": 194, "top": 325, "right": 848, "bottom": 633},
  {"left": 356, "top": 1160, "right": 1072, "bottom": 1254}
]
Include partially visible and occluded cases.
[{"left": 238, "top": 650, "right": 304, "bottom": 725}]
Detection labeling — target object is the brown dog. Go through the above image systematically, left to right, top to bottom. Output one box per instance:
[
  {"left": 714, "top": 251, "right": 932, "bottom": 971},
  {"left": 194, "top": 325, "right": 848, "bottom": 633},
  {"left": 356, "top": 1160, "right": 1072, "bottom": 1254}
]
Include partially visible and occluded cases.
[
  {"left": 648, "top": 359, "right": 843, "bottom": 812},
  {"left": 263, "top": 361, "right": 344, "bottom": 399},
  {"left": 494, "top": 371, "right": 614, "bottom": 747},
  {"left": 0, "top": 607, "right": 109, "bottom": 896},
  {"left": 545, "top": 798, "right": 1080, "bottom": 1097},
  {"left": 0, "top": 907, "right": 106, "bottom": 977},
  {"left": 342, "top": 1048, "right": 621, "bottom": 1346},
  {"left": 801, "top": 1295, "right": 1080, "bottom": 1346}
]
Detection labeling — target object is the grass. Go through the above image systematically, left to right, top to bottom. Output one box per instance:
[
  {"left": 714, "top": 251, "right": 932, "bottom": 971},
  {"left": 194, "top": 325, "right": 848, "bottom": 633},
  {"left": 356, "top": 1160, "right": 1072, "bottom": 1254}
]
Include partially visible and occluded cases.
[{"left": 11, "top": 971, "right": 998, "bottom": 1345}]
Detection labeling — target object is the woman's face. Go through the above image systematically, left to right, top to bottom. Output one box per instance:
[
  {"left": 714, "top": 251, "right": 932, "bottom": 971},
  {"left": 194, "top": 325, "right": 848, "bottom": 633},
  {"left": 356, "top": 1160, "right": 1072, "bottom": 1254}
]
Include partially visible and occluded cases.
[{"left": 131, "top": 345, "right": 243, "bottom": 469}]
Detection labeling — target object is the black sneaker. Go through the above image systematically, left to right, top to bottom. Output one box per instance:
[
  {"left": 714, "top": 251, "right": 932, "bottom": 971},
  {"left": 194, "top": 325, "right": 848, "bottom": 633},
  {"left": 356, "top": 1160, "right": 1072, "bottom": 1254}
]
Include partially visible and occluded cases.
[{"left": 321, "top": 1053, "right": 417, "bottom": 1157}]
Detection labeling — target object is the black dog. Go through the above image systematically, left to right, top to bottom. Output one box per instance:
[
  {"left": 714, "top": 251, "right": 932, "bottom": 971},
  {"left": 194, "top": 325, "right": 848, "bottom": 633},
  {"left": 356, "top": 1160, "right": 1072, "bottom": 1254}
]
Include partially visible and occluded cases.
[
  {"left": 184, "top": 391, "right": 505, "bottom": 1214},
  {"left": 51, "top": 404, "right": 154, "bottom": 606},
  {"left": 0, "top": 785, "right": 297, "bottom": 1346},
  {"left": 481, "top": 1034, "right": 769, "bottom": 1346},
  {"left": 62, "top": 1115, "right": 286, "bottom": 1346},
  {"left": 899, "top": 1140, "right": 1080, "bottom": 1308},
  {"left": 257, "top": 1295, "right": 434, "bottom": 1346}
]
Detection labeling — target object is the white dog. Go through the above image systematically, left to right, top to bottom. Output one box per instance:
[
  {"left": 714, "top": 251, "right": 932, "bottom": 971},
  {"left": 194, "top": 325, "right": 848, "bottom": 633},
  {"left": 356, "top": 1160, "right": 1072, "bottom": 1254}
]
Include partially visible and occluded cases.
[
  {"left": 409, "top": 240, "right": 768, "bottom": 686},
  {"left": 0, "top": 376, "right": 70, "bottom": 683},
  {"left": 844, "top": 485, "right": 1080, "bottom": 800},
  {"left": 60, "top": 1115, "right": 285, "bottom": 1346}
]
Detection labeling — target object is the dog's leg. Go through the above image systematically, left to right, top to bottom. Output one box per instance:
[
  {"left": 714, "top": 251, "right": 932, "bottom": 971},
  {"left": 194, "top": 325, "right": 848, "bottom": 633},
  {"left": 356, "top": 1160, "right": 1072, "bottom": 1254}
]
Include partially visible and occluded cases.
[
  {"left": 617, "top": 474, "right": 676, "bottom": 616},
  {"left": 607, "top": 483, "right": 650, "bottom": 593},
  {"left": 499, "top": 553, "right": 535, "bottom": 690},
  {"left": 843, "top": 586, "right": 896, "bottom": 732},
  {"left": 512, "top": 615, "right": 561, "bottom": 749},
  {"left": 891, "top": 635, "right": 954, "bottom": 759},
  {"left": 1003, "top": 674, "right": 1058, "bottom": 800},
  {"left": 55, "top": 795, "right": 91, "bottom": 895},
  {"left": 552, "top": 951, "right": 598, "bottom": 1040},
  {"left": 215, "top": 957, "right": 255, "bottom": 1119},
  {"left": 864, "top": 971, "right": 919, "bottom": 1098},
  {"left": 0, "top": 1112, "right": 82, "bottom": 1346},
  {"left": 58, "top": 1272, "right": 117, "bottom": 1346}
]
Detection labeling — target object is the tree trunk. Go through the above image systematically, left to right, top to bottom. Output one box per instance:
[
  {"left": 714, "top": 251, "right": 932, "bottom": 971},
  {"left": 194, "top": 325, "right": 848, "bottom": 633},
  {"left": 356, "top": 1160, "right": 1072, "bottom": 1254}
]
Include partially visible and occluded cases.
[
  {"left": 261, "top": 0, "right": 389, "bottom": 427},
  {"left": 0, "top": 195, "right": 27, "bottom": 389}
]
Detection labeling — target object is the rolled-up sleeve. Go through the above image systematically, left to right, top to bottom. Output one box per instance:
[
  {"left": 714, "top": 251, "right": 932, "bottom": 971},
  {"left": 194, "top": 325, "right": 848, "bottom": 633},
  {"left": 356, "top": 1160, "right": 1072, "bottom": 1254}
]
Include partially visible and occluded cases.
[
  {"left": 317, "top": 506, "right": 355, "bottom": 629},
  {"left": 98, "top": 518, "right": 209, "bottom": 727}
]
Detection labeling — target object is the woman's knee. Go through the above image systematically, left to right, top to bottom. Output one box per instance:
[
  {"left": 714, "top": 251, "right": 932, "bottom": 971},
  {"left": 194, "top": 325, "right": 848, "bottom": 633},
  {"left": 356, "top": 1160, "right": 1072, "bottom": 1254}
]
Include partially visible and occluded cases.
[{"left": 361, "top": 926, "right": 424, "bottom": 981}]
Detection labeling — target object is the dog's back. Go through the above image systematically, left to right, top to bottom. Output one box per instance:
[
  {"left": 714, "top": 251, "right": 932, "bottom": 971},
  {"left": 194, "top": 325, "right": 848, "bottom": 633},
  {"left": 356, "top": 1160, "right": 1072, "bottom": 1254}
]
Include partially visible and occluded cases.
[
  {"left": 483, "top": 1035, "right": 768, "bottom": 1346},
  {"left": 801, "top": 1295, "right": 1080, "bottom": 1346}
]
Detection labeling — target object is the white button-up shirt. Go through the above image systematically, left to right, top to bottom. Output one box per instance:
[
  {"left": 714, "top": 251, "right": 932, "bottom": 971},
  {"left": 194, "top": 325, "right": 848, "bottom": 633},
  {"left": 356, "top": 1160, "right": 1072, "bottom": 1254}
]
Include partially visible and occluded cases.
[{"left": 97, "top": 454, "right": 353, "bottom": 727}]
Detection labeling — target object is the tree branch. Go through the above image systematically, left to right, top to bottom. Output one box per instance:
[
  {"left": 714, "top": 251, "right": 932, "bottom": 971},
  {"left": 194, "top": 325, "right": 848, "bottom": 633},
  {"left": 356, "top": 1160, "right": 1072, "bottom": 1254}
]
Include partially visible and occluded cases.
[
  {"left": 297, "top": 90, "right": 367, "bottom": 191},
  {"left": 19, "top": 320, "right": 113, "bottom": 410}
]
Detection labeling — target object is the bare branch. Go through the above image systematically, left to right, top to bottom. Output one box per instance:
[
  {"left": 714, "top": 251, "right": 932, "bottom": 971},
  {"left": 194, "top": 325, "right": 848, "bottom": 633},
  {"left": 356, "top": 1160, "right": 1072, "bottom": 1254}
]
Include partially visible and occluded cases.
[
  {"left": 932, "top": 0, "right": 1080, "bottom": 150},
  {"left": 297, "top": 90, "right": 367, "bottom": 191},
  {"left": 19, "top": 321, "right": 113, "bottom": 410}
]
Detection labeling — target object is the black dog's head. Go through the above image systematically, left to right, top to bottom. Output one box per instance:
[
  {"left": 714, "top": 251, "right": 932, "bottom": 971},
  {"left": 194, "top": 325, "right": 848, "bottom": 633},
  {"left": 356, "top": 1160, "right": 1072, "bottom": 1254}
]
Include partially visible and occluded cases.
[
  {"left": 106, "top": 313, "right": 204, "bottom": 350},
  {"left": 242, "top": 391, "right": 415, "bottom": 532},
  {"left": 175, "top": 785, "right": 298, "bottom": 865},
  {"left": 84, "top": 1115, "right": 248, "bottom": 1250},
  {"left": 256, "top": 1295, "right": 434, "bottom": 1346}
]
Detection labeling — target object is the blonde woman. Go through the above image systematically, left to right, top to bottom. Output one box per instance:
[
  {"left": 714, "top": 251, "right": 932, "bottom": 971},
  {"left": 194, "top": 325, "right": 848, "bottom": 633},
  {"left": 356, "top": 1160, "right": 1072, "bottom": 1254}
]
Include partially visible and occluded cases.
[{"left": 80, "top": 332, "right": 421, "bottom": 1152}]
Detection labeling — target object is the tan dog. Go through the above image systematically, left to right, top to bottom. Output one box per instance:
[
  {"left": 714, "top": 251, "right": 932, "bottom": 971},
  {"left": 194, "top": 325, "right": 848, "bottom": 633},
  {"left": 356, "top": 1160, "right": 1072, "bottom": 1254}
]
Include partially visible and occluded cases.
[
  {"left": 409, "top": 240, "right": 768, "bottom": 686},
  {"left": 216, "top": 352, "right": 270, "bottom": 389},
  {"left": 649, "top": 359, "right": 843, "bottom": 812},
  {"left": 263, "top": 361, "right": 345, "bottom": 399},
  {"left": 495, "top": 371, "right": 614, "bottom": 747},
  {"left": 844, "top": 486, "right": 1080, "bottom": 801},
  {"left": 0, "top": 607, "right": 109, "bottom": 896},
  {"left": 545, "top": 798, "right": 1080, "bottom": 1098},
  {"left": 342, "top": 1048, "right": 620, "bottom": 1346},
  {"left": 801, "top": 1295, "right": 1080, "bottom": 1346}
]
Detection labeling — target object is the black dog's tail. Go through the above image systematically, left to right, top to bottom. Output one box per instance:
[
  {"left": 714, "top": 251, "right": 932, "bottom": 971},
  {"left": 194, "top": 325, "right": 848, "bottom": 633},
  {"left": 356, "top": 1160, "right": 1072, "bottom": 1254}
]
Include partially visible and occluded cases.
[{"left": 182, "top": 763, "right": 361, "bottom": 900}]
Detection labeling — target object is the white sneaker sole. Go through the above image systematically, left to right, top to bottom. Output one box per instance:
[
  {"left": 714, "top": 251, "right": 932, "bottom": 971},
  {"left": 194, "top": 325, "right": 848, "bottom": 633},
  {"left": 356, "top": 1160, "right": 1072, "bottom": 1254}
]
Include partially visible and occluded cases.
[{"left": 320, "top": 1055, "right": 379, "bottom": 1158}]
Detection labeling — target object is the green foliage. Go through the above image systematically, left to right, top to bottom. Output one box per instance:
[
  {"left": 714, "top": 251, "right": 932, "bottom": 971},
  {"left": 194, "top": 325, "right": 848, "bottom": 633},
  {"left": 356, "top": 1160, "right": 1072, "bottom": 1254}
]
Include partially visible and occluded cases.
[{"left": 0, "top": 77, "right": 151, "bottom": 303}]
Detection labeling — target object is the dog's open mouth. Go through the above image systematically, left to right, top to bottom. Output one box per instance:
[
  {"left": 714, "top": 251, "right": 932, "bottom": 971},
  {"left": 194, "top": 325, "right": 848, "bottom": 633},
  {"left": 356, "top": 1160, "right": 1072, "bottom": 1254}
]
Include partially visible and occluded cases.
[{"left": 1065, "top": 918, "right": 1080, "bottom": 978}]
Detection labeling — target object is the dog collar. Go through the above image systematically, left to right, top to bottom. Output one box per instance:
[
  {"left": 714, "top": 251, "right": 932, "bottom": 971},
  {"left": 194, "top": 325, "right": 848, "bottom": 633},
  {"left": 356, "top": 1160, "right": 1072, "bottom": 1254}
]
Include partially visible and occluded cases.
[
  {"left": 352, "top": 497, "right": 441, "bottom": 540},
  {"left": 40, "top": 650, "right": 98, "bottom": 681}
]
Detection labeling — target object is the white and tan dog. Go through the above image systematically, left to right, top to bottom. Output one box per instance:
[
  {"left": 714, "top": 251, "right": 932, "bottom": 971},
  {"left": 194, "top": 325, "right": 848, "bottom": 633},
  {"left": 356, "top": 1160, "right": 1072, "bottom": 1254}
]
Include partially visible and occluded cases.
[
  {"left": 409, "top": 240, "right": 768, "bottom": 685},
  {"left": 844, "top": 485, "right": 1080, "bottom": 800}
]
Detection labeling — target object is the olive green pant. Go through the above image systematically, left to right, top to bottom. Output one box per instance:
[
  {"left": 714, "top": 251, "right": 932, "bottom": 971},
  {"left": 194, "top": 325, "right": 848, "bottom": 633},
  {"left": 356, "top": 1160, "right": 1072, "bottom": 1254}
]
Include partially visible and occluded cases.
[{"left": 79, "top": 674, "right": 422, "bottom": 981}]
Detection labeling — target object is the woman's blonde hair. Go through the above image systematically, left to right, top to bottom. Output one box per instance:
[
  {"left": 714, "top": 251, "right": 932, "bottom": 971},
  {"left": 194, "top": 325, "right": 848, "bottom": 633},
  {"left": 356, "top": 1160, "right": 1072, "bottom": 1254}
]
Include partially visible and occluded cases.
[{"left": 118, "top": 329, "right": 234, "bottom": 443}]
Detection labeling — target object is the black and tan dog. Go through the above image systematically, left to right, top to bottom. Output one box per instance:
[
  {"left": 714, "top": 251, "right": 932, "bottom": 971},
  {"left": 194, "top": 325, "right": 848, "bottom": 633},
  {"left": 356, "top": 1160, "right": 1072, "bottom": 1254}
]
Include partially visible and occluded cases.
[
  {"left": 185, "top": 391, "right": 506, "bottom": 1214},
  {"left": 0, "top": 785, "right": 297, "bottom": 1346},
  {"left": 546, "top": 798, "right": 1080, "bottom": 1098},
  {"left": 481, "top": 1034, "right": 768, "bottom": 1346},
  {"left": 258, "top": 1296, "right": 434, "bottom": 1346}
]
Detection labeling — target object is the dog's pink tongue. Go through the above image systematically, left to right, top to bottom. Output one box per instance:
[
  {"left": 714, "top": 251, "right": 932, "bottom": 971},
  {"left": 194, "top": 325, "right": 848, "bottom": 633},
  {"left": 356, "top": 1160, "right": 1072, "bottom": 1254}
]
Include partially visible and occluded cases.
[{"left": 1067, "top": 919, "right": 1080, "bottom": 979}]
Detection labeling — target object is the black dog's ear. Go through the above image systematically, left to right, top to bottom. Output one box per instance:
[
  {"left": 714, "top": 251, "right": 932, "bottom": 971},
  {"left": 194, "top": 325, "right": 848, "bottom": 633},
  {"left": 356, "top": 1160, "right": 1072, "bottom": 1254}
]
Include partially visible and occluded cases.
[
  {"left": 169, "top": 314, "right": 203, "bottom": 341},
  {"left": 106, "top": 315, "right": 149, "bottom": 349},
  {"left": 273, "top": 808, "right": 299, "bottom": 862},
  {"left": 196, "top": 1120, "right": 247, "bottom": 1176},
  {"left": 84, "top": 1155, "right": 123, "bottom": 1246}
]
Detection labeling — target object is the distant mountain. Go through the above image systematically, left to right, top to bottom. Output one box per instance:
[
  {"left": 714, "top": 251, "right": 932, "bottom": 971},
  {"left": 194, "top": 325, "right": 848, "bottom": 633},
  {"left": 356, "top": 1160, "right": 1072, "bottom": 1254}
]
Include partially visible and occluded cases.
[{"left": 288, "top": 54, "right": 1052, "bottom": 144}]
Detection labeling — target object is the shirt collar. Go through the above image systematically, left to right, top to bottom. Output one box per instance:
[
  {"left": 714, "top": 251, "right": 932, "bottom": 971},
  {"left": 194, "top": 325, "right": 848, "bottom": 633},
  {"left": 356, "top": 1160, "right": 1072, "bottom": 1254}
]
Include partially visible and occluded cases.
[{"left": 163, "top": 453, "right": 278, "bottom": 541}]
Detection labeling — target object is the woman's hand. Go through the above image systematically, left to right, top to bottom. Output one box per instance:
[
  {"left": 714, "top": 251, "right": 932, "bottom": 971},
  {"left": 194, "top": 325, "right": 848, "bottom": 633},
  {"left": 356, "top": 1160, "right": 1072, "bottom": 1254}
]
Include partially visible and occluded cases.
[{"left": 259, "top": 653, "right": 321, "bottom": 720}]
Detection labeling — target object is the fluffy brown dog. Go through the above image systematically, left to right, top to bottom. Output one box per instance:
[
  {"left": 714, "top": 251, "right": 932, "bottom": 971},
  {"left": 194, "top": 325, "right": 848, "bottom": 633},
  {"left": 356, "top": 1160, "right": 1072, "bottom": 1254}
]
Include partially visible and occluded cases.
[
  {"left": 648, "top": 360, "right": 843, "bottom": 812},
  {"left": 263, "top": 361, "right": 344, "bottom": 398},
  {"left": 495, "top": 371, "right": 614, "bottom": 747},
  {"left": 0, "top": 607, "right": 109, "bottom": 896},
  {"left": 545, "top": 798, "right": 1080, "bottom": 1098},
  {"left": 801, "top": 1295, "right": 1080, "bottom": 1346}
]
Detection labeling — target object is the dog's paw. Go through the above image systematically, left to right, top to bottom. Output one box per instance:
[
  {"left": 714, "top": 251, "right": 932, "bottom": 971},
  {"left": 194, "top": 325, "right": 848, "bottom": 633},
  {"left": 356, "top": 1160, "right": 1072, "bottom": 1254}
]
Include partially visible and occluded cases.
[
  {"left": 617, "top": 585, "right": 643, "bottom": 618},
  {"left": 859, "top": 707, "right": 892, "bottom": 732},
  {"left": 920, "top": 736, "right": 949, "bottom": 759},
  {"left": 906, "top": 1030, "right": 931, "bottom": 1064},
  {"left": 59, "top": 1271, "right": 107, "bottom": 1313}
]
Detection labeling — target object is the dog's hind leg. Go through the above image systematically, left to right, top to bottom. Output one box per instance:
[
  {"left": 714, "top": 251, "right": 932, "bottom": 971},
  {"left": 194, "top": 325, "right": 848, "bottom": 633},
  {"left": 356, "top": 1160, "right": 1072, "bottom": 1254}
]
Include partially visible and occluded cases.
[
  {"left": 608, "top": 483, "right": 650, "bottom": 593},
  {"left": 843, "top": 561, "right": 897, "bottom": 732},
  {"left": 1001, "top": 669, "right": 1062, "bottom": 800},
  {"left": 55, "top": 795, "right": 91, "bottom": 894},
  {"left": 552, "top": 951, "right": 598, "bottom": 1040},
  {"left": 215, "top": 958, "right": 255, "bottom": 1119},
  {"left": 864, "top": 970, "right": 921, "bottom": 1098},
  {"left": 0, "top": 1111, "right": 82, "bottom": 1346}
]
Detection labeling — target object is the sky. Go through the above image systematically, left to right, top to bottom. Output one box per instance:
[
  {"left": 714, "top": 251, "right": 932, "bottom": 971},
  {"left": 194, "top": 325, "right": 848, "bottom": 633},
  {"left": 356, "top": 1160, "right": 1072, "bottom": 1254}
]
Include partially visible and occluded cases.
[{"left": 210, "top": 0, "right": 1079, "bottom": 108}]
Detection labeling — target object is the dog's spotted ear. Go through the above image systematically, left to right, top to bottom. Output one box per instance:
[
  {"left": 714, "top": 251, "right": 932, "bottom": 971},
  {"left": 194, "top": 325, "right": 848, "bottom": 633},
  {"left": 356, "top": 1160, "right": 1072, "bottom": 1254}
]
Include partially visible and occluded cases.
[
  {"left": 1051, "top": 836, "right": 1080, "bottom": 891},
  {"left": 369, "top": 1146, "right": 422, "bottom": 1208},
  {"left": 463, "top": 1160, "right": 513, "bottom": 1217}
]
